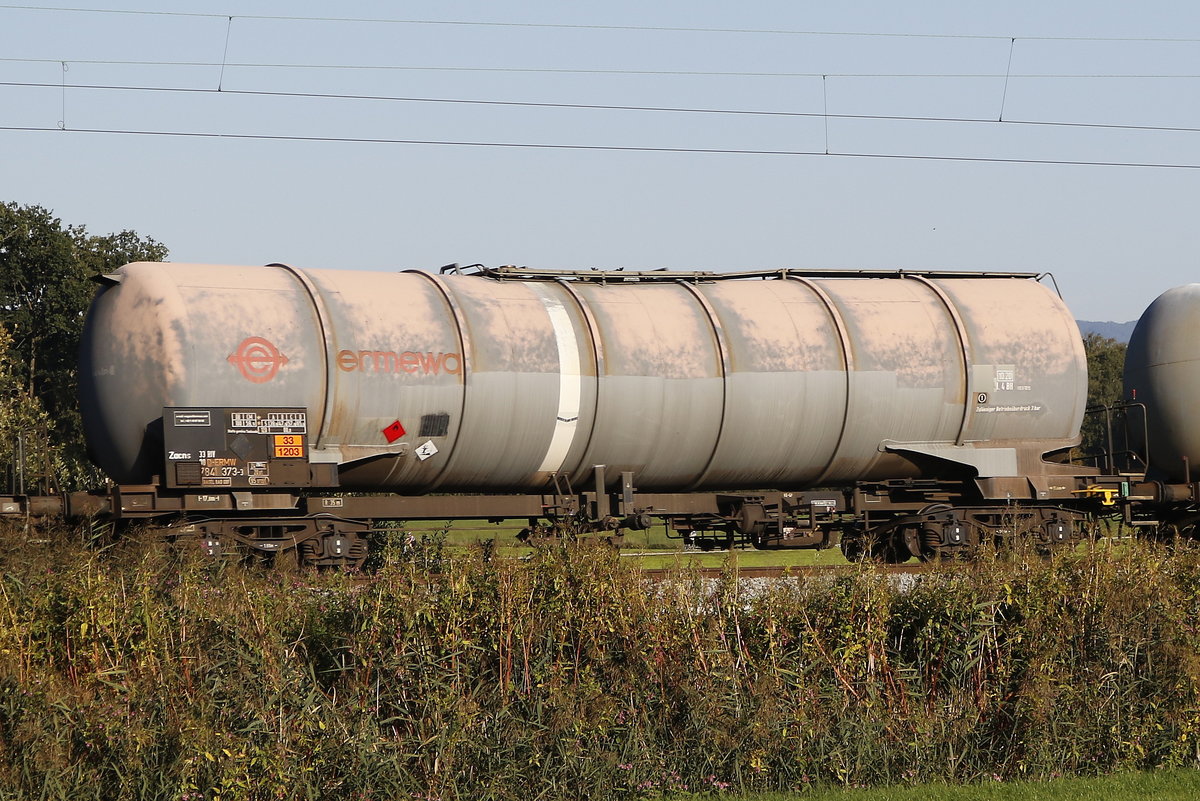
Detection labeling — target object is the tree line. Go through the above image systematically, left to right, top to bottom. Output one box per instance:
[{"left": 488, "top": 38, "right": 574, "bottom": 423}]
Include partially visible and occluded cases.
[
  {"left": 0, "top": 201, "right": 166, "bottom": 491},
  {"left": 1080, "top": 332, "right": 1128, "bottom": 459}
]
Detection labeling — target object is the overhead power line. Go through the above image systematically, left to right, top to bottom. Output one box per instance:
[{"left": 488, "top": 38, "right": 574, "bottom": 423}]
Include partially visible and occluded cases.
[
  {"left": 4, "top": 4, "right": 1200, "bottom": 43},
  {"left": 3, "top": 7, "right": 1195, "bottom": 171},
  {"left": 6, "top": 57, "right": 1200, "bottom": 79},
  {"left": 5, "top": 79, "right": 1200, "bottom": 136},
  {"left": 2, "top": 124, "right": 1198, "bottom": 170}
]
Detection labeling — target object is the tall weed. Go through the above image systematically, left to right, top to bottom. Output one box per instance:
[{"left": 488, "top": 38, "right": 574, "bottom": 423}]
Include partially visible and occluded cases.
[{"left": 0, "top": 526, "right": 1197, "bottom": 799}]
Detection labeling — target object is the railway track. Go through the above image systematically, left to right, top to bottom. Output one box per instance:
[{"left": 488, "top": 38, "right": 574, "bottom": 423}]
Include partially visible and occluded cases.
[{"left": 639, "top": 562, "right": 940, "bottom": 580}]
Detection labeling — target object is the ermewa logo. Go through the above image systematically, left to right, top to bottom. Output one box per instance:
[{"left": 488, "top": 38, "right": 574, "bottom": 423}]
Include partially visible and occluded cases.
[
  {"left": 228, "top": 337, "right": 290, "bottom": 383},
  {"left": 337, "top": 349, "right": 462, "bottom": 376}
]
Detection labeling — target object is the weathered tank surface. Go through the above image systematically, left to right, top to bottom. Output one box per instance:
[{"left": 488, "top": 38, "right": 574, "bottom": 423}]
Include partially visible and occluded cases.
[
  {"left": 80, "top": 263, "right": 1087, "bottom": 492},
  {"left": 1123, "top": 284, "right": 1200, "bottom": 483}
]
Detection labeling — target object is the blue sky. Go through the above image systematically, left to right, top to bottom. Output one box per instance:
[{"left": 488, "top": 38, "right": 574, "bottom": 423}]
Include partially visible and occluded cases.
[{"left": 3, "top": 1, "right": 1199, "bottom": 322}]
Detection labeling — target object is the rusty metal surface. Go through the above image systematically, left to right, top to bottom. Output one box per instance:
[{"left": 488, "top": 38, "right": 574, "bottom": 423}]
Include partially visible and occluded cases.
[
  {"left": 80, "top": 263, "right": 326, "bottom": 483},
  {"left": 80, "top": 264, "right": 1086, "bottom": 493},
  {"left": 301, "top": 269, "right": 465, "bottom": 489},
  {"left": 937, "top": 278, "right": 1087, "bottom": 446},
  {"left": 568, "top": 282, "right": 724, "bottom": 489},
  {"left": 1124, "top": 284, "right": 1200, "bottom": 482},
  {"left": 305, "top": 493, "right": 548, "bottom": 519}
]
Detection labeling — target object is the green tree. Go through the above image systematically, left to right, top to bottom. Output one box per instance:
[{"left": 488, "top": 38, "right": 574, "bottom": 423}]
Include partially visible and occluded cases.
[
  {"left": 0, "top": 201, "right": 167, "bottom": 489},
  {"left": 0, "top": 324, "right": 58, "bottom": 493},
  {"left": 1080, "top": 332, "right": 1127, "bottom": 459}
]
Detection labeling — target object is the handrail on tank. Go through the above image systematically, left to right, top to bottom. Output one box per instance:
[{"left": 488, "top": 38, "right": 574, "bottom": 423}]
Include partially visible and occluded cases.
[
  {"left": 438, "top": 264, "right": 1046, "bottom": 283},
  {"left": 1036, "top": 271, "right": 1064, "bottom": 299},
  {"left": 1074, "top": 401, "right": 1149, "bottom": 475},
  {"left": 1122, "top": 401, "right": 1150, "bottom": 474}
]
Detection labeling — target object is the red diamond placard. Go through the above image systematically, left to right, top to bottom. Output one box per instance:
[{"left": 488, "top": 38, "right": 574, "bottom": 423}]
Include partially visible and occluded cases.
[{"left": 382, "top": 420, "right": 406, "bottom": 443}]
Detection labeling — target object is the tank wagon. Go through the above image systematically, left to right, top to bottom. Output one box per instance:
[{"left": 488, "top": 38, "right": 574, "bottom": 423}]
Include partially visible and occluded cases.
[
  {"left": 0, "top": 263, "right": 1166, "bottom": 567},
  {"left": 1119, "top": 284, "right": 1200, "bottom": 538}
]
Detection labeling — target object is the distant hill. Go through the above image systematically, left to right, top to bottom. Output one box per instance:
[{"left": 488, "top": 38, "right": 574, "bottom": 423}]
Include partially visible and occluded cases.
[{"left": 1077, "top": 320, "right": 1137, "bottom": 343}]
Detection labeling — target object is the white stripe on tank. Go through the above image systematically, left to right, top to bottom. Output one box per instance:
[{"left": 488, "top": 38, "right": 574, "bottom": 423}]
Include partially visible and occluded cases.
[{"left": 528, "top": 283, "right": 582, "bottom": 474}]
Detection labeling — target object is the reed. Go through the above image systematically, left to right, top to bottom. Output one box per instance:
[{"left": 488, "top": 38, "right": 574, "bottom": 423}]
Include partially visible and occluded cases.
[{"left": 0, "top": 526, "right": 1197, "bottom": 799}]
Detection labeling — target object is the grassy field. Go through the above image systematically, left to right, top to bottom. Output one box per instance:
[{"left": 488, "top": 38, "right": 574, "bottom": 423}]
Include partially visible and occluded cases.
[
  {"left": 416, "top": 515, "right": 1131, "bottom": 570},
  {"left": 405, "top": 518, "right": 854, "bottom": 569},
  {"left": 720, "top": 769, "right": 1200, "bottom": 800}
]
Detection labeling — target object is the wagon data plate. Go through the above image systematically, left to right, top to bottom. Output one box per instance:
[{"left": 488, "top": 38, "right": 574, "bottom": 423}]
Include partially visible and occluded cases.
[{"left": 163, "top": 407, "right": 311, "bottom": 489}]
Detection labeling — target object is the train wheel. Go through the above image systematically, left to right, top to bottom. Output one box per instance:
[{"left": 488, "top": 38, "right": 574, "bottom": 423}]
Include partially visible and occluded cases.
[
  {"left": 913, "top": 505, "right": 979, "bottom": 561},
  {"left": 1033, "top": 519, "right": 1076, "bottom": 555},
  {"left": 1157, "top": 521, "right": 1198, "bottom": 549},
  {"left": 916, "top": 524, "right": 981, "bottom": 561},
  {"left": 843, "top": 527, "right": 909, "bottom": 563},
  {"left": 840, "top": 529, "right": 869, "bottom": 561},
  {"left": 297, "top": 531, "right": 369, "bottom": 571},
  {"left": 299, "top": 536, "right": 322, "bottom": 567},
  {"left": 273, "top": 545, "right": 302, "bottom": 571}
]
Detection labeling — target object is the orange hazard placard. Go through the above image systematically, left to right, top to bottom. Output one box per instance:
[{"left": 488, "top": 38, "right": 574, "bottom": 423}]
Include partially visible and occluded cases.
[{"left": 272, "top": 434, "right": 305, "bottom": 458}]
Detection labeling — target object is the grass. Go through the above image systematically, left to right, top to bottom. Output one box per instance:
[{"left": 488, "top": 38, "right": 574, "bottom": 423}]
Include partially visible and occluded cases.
[
  {"left": 418, "top": 515, "right": 1136, "bottom": 570},
  {"left": 406, "top": 518, "right": 854, "bottom": 568},
  {"left": 2, "top": 522, "right": 1200, "bottom": 799},
  {"left": 625, "top": 545, "right": 850, "bottom": 570},
  {"left": 720, "top": 768, "right": 1200, "bottom": 800}
]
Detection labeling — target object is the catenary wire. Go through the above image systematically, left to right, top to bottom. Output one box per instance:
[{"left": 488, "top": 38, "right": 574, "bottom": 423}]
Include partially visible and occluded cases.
[
  {"left": 4, "top": 4, "right": 1200, "bottom": 43},
  {"left": 3, "top": 11, "right": 1195, "bottom": 166},
  {"left": 7, "top": 57, "right": 1200, "bottom": 79},
  {"left": 5, "top": 79, "right": 1200, "bottom": 136},
  {"left": 2, "top": 124, "right": 1198, "bottom": 169}
]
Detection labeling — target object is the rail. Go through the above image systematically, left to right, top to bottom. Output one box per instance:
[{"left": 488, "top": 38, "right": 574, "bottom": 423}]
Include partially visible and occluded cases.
[{"left": 638, "top": 562, "right": 939, "bottom": 580}]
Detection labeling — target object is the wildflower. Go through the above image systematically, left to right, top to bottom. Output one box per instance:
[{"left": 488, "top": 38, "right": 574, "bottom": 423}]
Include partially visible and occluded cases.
[{"left": 705, "top": 775, "right": 731, "bottom": 791}]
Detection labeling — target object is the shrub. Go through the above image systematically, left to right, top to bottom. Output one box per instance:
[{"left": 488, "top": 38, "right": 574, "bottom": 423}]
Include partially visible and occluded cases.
[{"left": 0, "top": 531, "right": 1197, "bottom": 799}]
